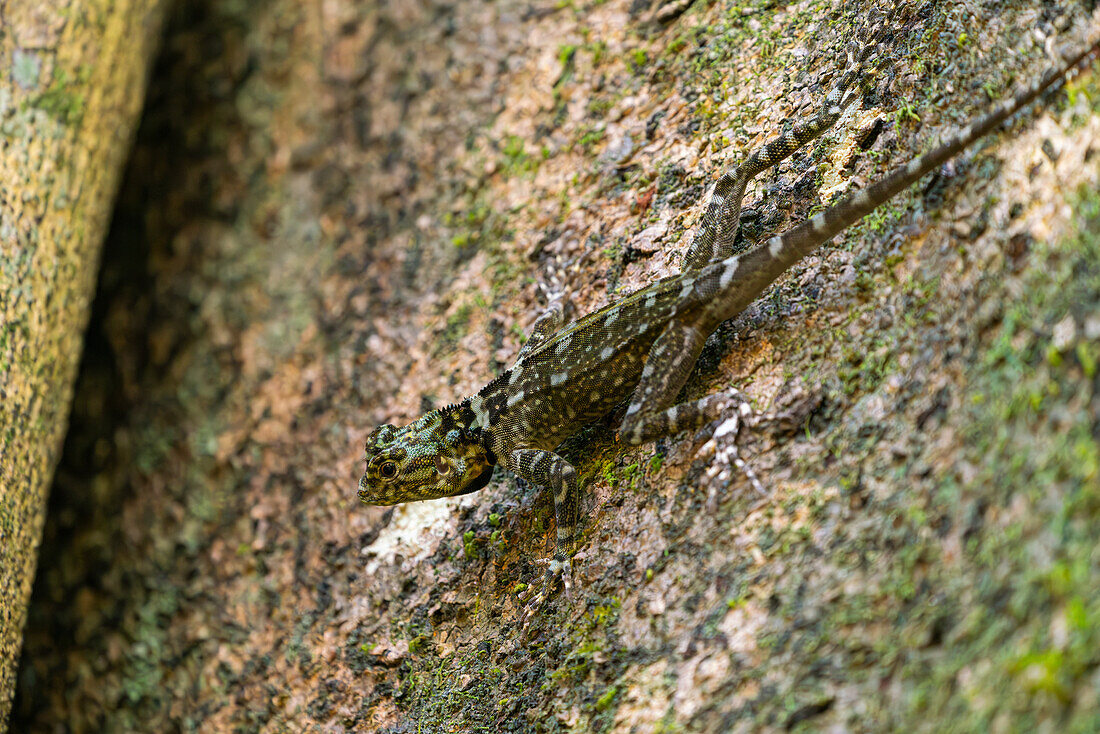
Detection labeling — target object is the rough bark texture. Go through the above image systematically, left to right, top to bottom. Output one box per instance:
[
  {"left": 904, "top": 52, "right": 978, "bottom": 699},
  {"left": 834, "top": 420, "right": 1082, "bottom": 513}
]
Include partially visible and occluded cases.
[
  {"left": 12, "top": 0, "right": 1100, "bottom": 731},
  {"left": 0, "top": 1, "right": 164, "bottom": 728}
]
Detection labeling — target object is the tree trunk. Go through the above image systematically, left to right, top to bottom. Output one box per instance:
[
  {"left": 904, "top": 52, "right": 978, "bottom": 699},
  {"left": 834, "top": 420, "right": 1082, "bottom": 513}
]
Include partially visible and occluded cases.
[{"left": 0, "top": 1, "right": 165, "bottom": 728}]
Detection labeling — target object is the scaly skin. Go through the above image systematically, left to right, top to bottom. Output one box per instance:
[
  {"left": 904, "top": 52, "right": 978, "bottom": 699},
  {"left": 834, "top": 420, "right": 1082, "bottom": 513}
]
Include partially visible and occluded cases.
[{"left": 359, "top": 15, "right": 1100, "bottom": 613}]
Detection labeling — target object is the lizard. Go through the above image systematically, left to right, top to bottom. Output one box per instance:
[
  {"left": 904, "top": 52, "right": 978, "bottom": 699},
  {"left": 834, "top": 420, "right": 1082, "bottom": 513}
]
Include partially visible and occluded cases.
[{"left": 358, "top": 19, "right": 1100, "bottom": 609}]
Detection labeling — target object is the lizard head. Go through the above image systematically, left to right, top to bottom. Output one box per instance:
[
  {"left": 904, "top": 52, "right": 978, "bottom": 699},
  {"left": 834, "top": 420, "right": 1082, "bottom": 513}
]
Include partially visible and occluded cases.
[{"left": 358, "top": 409, "right": 495, "bottom": 505}]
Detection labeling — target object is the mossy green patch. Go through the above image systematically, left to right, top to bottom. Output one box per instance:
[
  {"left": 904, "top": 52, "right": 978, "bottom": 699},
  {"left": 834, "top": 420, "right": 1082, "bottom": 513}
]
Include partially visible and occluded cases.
[
  {"left": 34, "top": 68, "right": 87, "bottom": 126},
  {"left": 500, "top": 134, "right": 538, "bottom": 176},
  {"left": 888, "top": 185, "right": 1100, "bottom": 727}
]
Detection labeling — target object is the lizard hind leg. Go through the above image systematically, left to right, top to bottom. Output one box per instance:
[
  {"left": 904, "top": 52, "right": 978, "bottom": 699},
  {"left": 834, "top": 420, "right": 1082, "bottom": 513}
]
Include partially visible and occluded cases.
[
  {"left": 681, "top": 15, "right": 890, "bottom": 272},
  {"left": 618, "top": 315, "right": 713, "bottom": 445},
  {"left": 619, "top": 322, "right": 769, "bottom": 502}
]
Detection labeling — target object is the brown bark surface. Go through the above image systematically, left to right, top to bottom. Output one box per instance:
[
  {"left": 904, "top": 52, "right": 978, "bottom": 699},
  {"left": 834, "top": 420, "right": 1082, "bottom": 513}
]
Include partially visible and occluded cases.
[
  {"left": 13, "top": 0, "right": 1100, "bottom": 731},
  {"left": 0, "top": 1, "right": 165, "bottom": 728}
]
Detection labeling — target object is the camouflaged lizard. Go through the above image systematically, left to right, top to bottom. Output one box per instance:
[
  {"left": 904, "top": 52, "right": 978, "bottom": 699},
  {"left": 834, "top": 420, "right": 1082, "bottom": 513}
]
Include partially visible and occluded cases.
[{"left": 359, "top": 25, "right": 1099, "bottom": 606}]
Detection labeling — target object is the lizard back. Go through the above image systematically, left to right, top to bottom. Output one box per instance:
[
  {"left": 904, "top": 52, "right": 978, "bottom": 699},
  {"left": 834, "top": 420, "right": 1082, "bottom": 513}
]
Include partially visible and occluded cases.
[{"left": 474, "top": 269, "right": 709, "bottom": 452}]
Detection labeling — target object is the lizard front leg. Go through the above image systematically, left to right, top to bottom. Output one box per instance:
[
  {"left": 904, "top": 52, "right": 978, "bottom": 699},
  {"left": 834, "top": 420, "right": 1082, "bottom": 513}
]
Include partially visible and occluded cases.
[
  {"left": 516, "top": 299, "right": 570, "bottom": 362},
  {"left": 508, "top": 448, "right": 579, "bottom": 606}
]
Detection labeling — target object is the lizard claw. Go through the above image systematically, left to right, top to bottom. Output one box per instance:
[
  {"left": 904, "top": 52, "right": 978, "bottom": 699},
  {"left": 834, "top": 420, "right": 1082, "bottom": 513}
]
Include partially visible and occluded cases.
[
  {"left": 536, "top": 282, "right": 575, "bottom": 320},
  {"left": 697, "top": 391, "right": 767, "bottom": 512},
  {"left": 518, "top": 555, "right": 573, "bottom": 633},
  {"left": 550, "top": 556, "right": 574, "bottom": 600}
]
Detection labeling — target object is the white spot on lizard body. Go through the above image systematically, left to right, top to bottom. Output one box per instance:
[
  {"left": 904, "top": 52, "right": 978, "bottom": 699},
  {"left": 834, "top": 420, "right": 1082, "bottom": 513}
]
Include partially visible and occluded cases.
[
  {"left": 719, "top": 259, "right": 739, "bottom": 289},
  {"left": 469, "top": 395, "right": 489, "bottom": 426}
]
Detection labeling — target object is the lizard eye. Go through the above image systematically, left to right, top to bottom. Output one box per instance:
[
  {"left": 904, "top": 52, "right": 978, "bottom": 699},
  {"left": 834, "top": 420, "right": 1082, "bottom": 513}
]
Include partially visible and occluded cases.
[
  {"left": 434, "top": 455, "right": 451, "bottom": 475},
  {"left": 379, "top": 461, "right": 398, "bottom": 479}
]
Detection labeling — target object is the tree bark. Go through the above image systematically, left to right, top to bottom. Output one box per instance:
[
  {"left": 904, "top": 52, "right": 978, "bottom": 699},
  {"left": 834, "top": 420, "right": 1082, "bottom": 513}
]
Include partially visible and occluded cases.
[
  {"left": 0, "top": 1, "right": 165, "bottom": 728},
  {"left": 13, "top": 1, "right": 1100, "bottom": 731}
]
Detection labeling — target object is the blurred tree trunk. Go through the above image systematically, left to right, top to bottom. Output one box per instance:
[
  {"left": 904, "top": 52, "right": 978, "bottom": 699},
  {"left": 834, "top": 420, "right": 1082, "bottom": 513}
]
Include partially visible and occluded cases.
[{"left": 0, "top": 1, "right": 165, "bottom": 728}]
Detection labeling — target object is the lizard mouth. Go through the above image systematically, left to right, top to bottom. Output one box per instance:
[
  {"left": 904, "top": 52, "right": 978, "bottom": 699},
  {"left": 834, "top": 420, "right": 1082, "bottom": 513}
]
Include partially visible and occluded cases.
[
  {"left": 357, "top": 473, "right": 389, "bottom": 504},
  {"left": 356, "top": 476, "right": 372, "bottom": 503}
]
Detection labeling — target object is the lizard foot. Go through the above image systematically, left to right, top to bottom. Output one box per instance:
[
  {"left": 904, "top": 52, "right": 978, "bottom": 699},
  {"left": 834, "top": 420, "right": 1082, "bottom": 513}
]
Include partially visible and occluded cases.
[
  {"left": 536, "top": 281, "right": 577, "bottom": 323},
  {"left": 695, "top": 391, "right": 767, "bottom": 513},
  {"left": 518, "top": 554, "right": 573, "bottom": 633}
]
